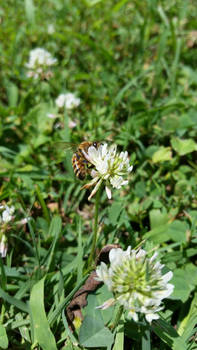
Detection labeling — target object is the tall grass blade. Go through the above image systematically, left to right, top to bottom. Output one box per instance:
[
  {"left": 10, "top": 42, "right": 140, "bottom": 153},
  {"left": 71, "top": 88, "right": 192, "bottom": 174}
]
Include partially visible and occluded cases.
[
  {"left": 25, "top": 0, "right": 35, "bottom": 24},
  {"left": 29, "top": 277, "right": 57, "bottom": 350}
]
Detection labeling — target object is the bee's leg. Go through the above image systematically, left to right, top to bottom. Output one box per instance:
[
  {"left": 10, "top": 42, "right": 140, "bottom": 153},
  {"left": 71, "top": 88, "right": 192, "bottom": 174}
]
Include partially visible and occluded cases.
[
  {"left": 81, "top": 149, "right": 91, "bottom": 163},
  {"left": 76, "top": 153, "right": 80, "bottom": 160},
  {"left": 78, "top": 173, "right": 86, "bottom": 180}
]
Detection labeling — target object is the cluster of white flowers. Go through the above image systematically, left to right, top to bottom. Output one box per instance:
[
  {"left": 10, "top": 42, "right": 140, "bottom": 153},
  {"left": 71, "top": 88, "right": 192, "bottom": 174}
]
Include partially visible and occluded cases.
[
  {"left": 26, "top": 48, "right": 57, "bottom": 79},
  {"left": 55, "top": 93, "right": 81, "bottom": 110},
  {"left": 82, "top": 143, "right": 133, "bottom": 200},
  {"left": 0, "top": 204, "right": 15, "bottom": 258},
  {"left": 0, "top": 204, "right": 15, "bottom": 224},
  {"left": 96, "top": 246, "right": 174, "bottom": 323}
]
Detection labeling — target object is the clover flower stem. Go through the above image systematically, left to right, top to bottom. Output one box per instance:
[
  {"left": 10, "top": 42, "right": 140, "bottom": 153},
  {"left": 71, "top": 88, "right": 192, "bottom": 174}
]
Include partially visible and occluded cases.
[
  {"left": 63, "top": 110, "right": 70, "bottom": 142},
  {"left": 88, "top": 186, "right": 101, "bottom": 268},
  {"left": 0, "top": 303, "right": 5, "bottom": 324},
  {"left": 110, "top": 305, "right": 124, "bottom": 332},
  {"left": 142, "top": 322, "right": 151, "bottom": 349}
]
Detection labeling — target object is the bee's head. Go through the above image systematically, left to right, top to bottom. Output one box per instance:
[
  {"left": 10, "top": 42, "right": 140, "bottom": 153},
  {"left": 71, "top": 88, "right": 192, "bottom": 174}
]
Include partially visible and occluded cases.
[{"left": 92, "top": 141, "right": 99, "bottom": 148}]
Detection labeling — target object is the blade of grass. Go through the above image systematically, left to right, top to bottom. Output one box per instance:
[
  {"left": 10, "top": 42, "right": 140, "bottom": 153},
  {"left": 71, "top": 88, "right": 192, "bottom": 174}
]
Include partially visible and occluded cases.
[
  {"left": 24, "top": 0, "right": 35, "bottom": 24},
  {"left": 170, "top": 37, "right": 182, "bottom": 95},
  {"left": 35, "top": 184, "right": 50, "bottom": 225},
  {"left": 43, "top": 215, "right": 62, "bottom": 271},
  {"left": 76, "top": 217, "right": 83, "bottom": 283},
  {"left": 27, "top": 219, "right": 40, "bottom": 269},
  {"left": 0, "top": 257, "right": 6, "bottom": 290},
  {"left": 48, "top": 274, "right": 88, "bottom": 326},
  {"left": 29, "top": 276, "right": 57, "bottom": 350},
  {"left": 0, "top": 287, "right": 29, "bottom": 313},
  {"left": 177, "top": 293, "right": 197, "bottom": 341},
  {"left": 62, "top": 309, "right": 79, "bottom": 346},
  {"left": 15, "top": 313, "right": 31, "bottom": 343},
  {"left": 112, "top": 322, "right": 124, "bottom": 350},
  {"left": 142, "top": 327, "right": 151, "bottom": 350}
]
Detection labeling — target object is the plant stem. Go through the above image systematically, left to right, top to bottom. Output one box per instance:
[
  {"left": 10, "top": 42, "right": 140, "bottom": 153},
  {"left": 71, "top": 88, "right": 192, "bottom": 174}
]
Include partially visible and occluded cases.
[
  {"left": 63, "top": 110, "right": 70, "bottom": 142},
  {"left": 35, "top": 185, "right": 50, "bottom": 225},
  {"left": 88, "top": 187, "right": 101, "bottom": 268},
  {"left": 0, "top": 303, "right": 5, "bottom": 324},
  {"left": 111, "top": 305, "right": 124, "bottom": 332}
]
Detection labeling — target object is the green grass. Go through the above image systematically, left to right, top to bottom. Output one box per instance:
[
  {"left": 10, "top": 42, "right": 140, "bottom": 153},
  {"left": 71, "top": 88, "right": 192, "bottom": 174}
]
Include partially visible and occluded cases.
[{"left": 0, "top": 0, "right": 197, "bottom": 349}]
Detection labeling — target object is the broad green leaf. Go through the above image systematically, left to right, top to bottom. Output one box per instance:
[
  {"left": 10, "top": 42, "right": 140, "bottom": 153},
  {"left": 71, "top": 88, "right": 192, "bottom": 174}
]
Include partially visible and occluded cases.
[
  {"left": 171, "top": 137, "right": 197, "bottom": 156},
  {"left": 152, "top": 146, "right": 172, "bottom": 163},
  {"left": 134, "top": 181, "right": 146, "bottom": 198},
  {"left": 108, "top": 202, "right": 123, "bottom": 226},
  {"left": 149, "top": 209, "right": 169, "bottom": 229},
  {"left": 145, "top": 220, "right": 187, "bottom": 244},
  {"left": 166, "top": 220, "right": 187, "bottom": 243},
  {"left": 170, "top": 265, "right": 197, "bottom": 302},
  {"left": 29, "top": 277, "right": 57, "bottom": 350},
  {"left": 83, "top": 284, "right": 114, "bottom": 325},
  {"left": 79, "top": 315, "right": 114, "bottom": 348},
  {"left": 0, "top": 325, "right": 8, "bottom": 349},
  {"left": 172, "top": 337, "right": 188, "bottom": 350}
]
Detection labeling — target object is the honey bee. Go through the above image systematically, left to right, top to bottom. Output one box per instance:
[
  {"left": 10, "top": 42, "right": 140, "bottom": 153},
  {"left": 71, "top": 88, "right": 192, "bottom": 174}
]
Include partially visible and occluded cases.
[{"left": 72, "top": 141, "right": 99, "bottom": 180}]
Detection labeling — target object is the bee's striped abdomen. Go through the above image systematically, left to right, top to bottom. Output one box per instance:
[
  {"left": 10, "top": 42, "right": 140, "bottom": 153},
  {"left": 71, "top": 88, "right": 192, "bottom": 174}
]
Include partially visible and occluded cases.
[{"left": 72, "top": 152, "right": 86, "bottom": 180}]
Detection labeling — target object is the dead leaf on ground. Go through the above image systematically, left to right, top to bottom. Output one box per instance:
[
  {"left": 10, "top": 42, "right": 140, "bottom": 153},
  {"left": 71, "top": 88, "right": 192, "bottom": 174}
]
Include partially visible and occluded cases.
[{"left": 66, "top": 244, "right": 119, "bottom": 327}]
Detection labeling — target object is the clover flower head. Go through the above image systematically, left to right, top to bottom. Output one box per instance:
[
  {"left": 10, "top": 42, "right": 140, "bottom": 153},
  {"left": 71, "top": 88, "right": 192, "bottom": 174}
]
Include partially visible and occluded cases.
[
  {"left": 26, "top": 48, "right": 57, "bottom": 79},
  {"left": 55, "top": 93, "right": 81, "bottom": 110},
  {"left": 82, "top": 143, "right": 133, "bottom": 200},
  {"left": 0, "top": 204, "right": 15, "bottom": 224},
  {"left": 96, "top": 247, "right": 174, "bottom": 323}
]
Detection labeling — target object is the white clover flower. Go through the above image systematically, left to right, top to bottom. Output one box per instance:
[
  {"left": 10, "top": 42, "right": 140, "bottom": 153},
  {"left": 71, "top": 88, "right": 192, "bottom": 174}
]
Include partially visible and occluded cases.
[
  {"left": 26, "top": 48, "right": 57, "bottom": 79},
  {"left": 55, "top": 93, "right": 81, "bottom": 110},
  {"left": 82, "top": 143, "right": 133, "bottom": 200},
  {"left": 0, "top": 205, "right": 15, "bottom": 224},
  {"left": 0, "top": 235, "right": 8, "bottom": 258},
  {"left": 96, "top": 247, "right": 174, "bottom": 323}
]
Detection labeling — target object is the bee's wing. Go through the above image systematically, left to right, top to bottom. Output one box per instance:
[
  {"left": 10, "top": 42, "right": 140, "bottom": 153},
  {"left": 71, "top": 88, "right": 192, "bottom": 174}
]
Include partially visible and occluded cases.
[
  {"left": 49, "top": 142, "right": 78, "bottom": 165},
  {"left": 53, "top": 142, "right": 78, "bottom": 153}
]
